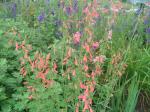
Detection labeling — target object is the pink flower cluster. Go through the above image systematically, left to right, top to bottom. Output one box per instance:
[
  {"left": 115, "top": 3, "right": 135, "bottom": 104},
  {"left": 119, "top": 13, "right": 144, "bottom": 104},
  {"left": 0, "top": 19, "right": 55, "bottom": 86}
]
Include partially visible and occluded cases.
[{"left": 73, "top": 32, "right": 81, "bottom": 45}]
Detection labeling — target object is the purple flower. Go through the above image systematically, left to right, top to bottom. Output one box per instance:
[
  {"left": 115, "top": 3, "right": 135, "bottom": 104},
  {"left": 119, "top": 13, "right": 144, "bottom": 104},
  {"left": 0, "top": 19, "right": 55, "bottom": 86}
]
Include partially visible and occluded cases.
[
  {"left": 58, "top": 0, "right": 64, "bottom": 9},
  {"left": 58, "top": 0, "right": 61, "bottom": 8},
  {"left": 73, "top": 0, "right": 78, "bottom": 13},
  {"left": 11, "top": 3, "right": 17, "bottom": 18},
  {"left": 65, "top": 6, "right": 72, "bottom": 16},
  {"left": 135, "top": 8, "right": 141, "bottom": 15},
  {"left": 51, "top": 9, "right": 55, "bottom": 16},
  {"left": 38, "top": 12, "right": 45, "bottom": 23},
  {"left": 54, "top": 19, "right": 62, "bottom": 26},
  {"left": 144, "top": 19, "right": 149, "bottom": 25},
  {"left": 146, "top": 28, "right": 150, "bottom": 34},
  {"left": 79, "top": 31, "right": 83, "bottom": 36},
  {"left": 144, "top": 38, "right": 150, "bottom": 45},
  {"left": 92, "top": 42, "right": 99, "bottom": 49}
]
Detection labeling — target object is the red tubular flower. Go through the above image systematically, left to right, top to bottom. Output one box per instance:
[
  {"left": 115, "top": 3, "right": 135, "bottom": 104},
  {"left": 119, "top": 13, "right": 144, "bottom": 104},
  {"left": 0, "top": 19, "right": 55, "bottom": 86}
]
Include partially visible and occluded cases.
[
  {"left": 91, "top": 9, "right": 99, "bottom": 18},
  {"left": 15, "top": 42, "right": 19, "bottom": 51},
  {"left": 83, "top": 43, "right": 90, "bottom": 53},
  {"left": 63, "top": 48, "right": 72, "bottom": 65},
  {"left": 67, "top": 48, "right": 72, "bottom": 58},
  {"left": 46, "top": 53, "right": 51, "bottom": 61},
  {"left": 83, "top": 55, "right": 88, "bottom": 63},
  {"left": 38, "top": 57, "right": 45, "bottom": 70},
  {"left": 74, "top": 57, "right": 78, "bottom": 66},
  {"left": 63, "top": 58, "right": 68, "bottom": 65},
  {"left": 53, "top": 62, "right": 58, "bottom": 73},
  {"left": 84, "top": 64, "right": 88, "bottom": 72},
  {"left": 95, "top": 65, "right": 103, "bottom": 75},
  {"left": 20, "top": 67, "right": 27, "bottom": 77},
  {"left": 72, "top": 70, "right": 76, "bottom": 76},
  {"left": 36, "top": 71, "right": 46, "bottom": 81},
  {"left": 86, "top": 73, "right": 90, "bottom": 78},
  {"left": 80, "top": 82, "right": 87, "bottom": 89},
  {"left": 78, "top": 84, "right": 93, "bottom": 112},
  {"left": 28, "top": 95, "right": 33, "bottom": 100},
  {"left": 78, "top": 95, "right": 86, "bottom": 102},
  {"left": 83, "top": 102, "right": 89, "bottom": 112},
  {"left": 75, "top": 103, "right": 80, "bottom": 112}
]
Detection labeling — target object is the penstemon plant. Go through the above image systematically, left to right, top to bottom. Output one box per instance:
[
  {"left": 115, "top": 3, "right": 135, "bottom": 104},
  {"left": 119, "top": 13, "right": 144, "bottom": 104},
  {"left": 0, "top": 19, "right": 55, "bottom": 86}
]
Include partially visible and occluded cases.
[{"left": 13, "top": 0, "right": 128, "bottom": 112}]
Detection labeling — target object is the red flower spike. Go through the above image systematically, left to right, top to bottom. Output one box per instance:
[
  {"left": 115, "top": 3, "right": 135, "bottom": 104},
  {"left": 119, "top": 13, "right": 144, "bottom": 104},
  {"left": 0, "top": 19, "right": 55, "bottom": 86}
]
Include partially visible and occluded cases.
[
  {"left": 91, "top": 9, "right": 99, "bottom": 18},
  {"left": 15, "top": 42, "right": 19, "bottom": 51},
  {"left": 83, "top": 43, "right": 90, "bottom": 53},
  {"left": 67, "top": 48, "right": 72, "bottom": 58},
  {"left": 89, "top": 52, "right": 93, "bottom": 62},
  {"left": 46, "top": 53, "right": 51, "bottom": 60},
  {"left": 83, "top": 55, "right": 88, "bottom": 63},
  {"left": 38, "top": 57, "right": 45, "bottom": 70},
  {"left": 63, "top": 57, "right": 68, "bottom": 65},
  {"left": 74, "top": 57, "right": 78, "bottom": 66},
  {"left": 53, "top": 62, "right": 58, "bottom": 73},
  {"left": 84, "top": 64, "right": 88, "bottom": 72},
  {"left": 95, "top": 66, "right": 102, "bottom": 75},
  {"left": 20, "top": 67, "right": 27, "bottom": 77},
  {"left": 43, "top": 68, "right": 50, "bottom": 75},
  {"left": 72, "top": 70, "right": 76, "bottom": 76},
  {"left": 36, "top": 71, "right": 46, "bottom": 81},
  {"left": 91, "top": 71, "right": 96, "bottom": 78},
  {"left": 86, "top": 73, "right": 90, "bottom": 78},
  {"left": 80, "top": 82, "right": 87, "bottom": 89},
  {"left": 89, "top": 86, "right": 95, "bottom": 93},
  {"left": 28, "top": 95, "right": 33, "bottom": 100},
  {"left": 78, "top": 95, "right": 86, "bottom": 102},
  {"left": 75, "top": 103, "right": 80, "bottom": 112},
  {"left": 83, "top": 103, "right": 89, "bottom": 111},
  {"left": 89, "top": 106, "right": 94, "bottom": 112}
]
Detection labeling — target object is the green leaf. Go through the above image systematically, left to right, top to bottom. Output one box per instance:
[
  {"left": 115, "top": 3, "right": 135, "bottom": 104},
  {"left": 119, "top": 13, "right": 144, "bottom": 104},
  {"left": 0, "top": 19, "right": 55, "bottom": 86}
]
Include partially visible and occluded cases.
[
  {"left": 0, "top": 30, "right": 3, "bottom": 36},
  {"left": 0, "top": 58, "right": 7, "bottom": 74},
  {"left": 125, "top": 73, "right": 139, "bottom": 112},
  {"left": 1, "top": 104, "right": 12, "bottom": 112}
]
